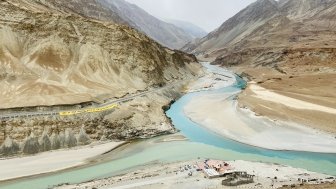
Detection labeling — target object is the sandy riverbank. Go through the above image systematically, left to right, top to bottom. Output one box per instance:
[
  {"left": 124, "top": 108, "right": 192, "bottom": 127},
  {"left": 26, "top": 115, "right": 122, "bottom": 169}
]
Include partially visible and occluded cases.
[
  {"left": 182, "top": 64, "right": 336, "bottom": 153},
  {"left": 235, "top": 67, "right": 336, "bottom": 134},
  {"left": 239, "top": 81, "right": 336, "bottom": 134},
  {"left": 248, "top": 84, "right": 336, "bottom": 114},
  {"left": 183, "top": 91, "right": 336, "bottom": 153},
  {"left": 0, "top": 141, "right": 124, "bottom": 181},
  {"left": 55, "top": 159, "right": 335, "bottom": 189}
]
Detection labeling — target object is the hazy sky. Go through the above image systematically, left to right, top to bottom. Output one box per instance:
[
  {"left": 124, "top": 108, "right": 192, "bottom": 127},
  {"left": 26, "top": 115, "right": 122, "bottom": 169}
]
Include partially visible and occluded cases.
[{"left": 125, "top": 0, "right": 256, "bottom": 32}]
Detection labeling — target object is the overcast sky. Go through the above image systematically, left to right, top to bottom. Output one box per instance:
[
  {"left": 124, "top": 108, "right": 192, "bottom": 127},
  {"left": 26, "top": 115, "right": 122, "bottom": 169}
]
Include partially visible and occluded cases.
[{"left": 125, "top": 0, "right": 256, "bottom": 32}]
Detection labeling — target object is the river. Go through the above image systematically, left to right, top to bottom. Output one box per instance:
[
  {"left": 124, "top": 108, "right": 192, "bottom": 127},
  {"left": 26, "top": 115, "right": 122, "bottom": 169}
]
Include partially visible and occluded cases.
[{"left": 0, "top": 64, "right": 335, "bottom": 189}]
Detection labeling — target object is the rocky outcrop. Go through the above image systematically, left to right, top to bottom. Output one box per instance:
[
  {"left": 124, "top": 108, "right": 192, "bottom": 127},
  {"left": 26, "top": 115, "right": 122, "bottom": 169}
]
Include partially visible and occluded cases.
[
  {"left": 0, "top": 126, "right": 94, "bottom": 156},
  {"left": 77, "top": 126, "right": 91, "bottom": 145},
  {"left": 39, "top": 129, "right": 52, "bottom": 152},
  {"left": 64, "top": 129, "right": 77, "bottom": 148},
  {"left": 50, "top": 132, "right": 61, "bottom": 150},
  {"left": 59, "top": 132, "right": 66, "bottom": 149},
  {"left": 22, "top": 133, "right": 40, "bottom": 154},
  {"left": 0, "top": 136, "right": 20, "bottom": 156}
]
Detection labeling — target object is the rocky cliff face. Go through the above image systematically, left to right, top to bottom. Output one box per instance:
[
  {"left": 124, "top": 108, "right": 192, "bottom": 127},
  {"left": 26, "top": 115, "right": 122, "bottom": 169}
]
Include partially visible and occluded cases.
[{"left": 0, "top": 0, "right": 202, "bottom": 157}]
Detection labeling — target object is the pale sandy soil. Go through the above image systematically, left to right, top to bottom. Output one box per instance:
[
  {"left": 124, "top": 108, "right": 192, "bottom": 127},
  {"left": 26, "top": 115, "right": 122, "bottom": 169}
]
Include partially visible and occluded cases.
[
  {"left": 183, "top": 64, "right": 336, "bottom": 152},
  {"left": 236, "top": 67, "right": 336, "bottom": 134},
  {"left": 239, "top": 82, "right": 336, "bottom": 134},
  {"left": 249, "top": 84, "right": 336, "bottom": 114},
  {"left": 183, "top": 90, "right": 336, "bottom": 153},
  {"left": 0, "top": 141, "right": 124, "bottom": 181},
  {"left": 55, "top": 159, "right": 334, "bottom": 189},
  {"left": 280, "top": 182, "right": 336, "bottom": 189}
]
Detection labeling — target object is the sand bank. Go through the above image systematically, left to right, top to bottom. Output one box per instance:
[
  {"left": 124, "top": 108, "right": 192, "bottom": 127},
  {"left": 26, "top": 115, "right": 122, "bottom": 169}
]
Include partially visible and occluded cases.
[
  {"left": 250, "top": 84, "right": 336, "bottom": 114},
  {"left": 183, "top": 91, "right": 336, "bottom": 153},
  {"left": 0, "top": 141, "right": 124, "bottom": 181}
]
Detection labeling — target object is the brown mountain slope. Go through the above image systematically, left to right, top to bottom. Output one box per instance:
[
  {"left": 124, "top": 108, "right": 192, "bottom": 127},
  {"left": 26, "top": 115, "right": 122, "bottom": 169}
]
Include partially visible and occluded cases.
[
  {"left": 0, "top": 0, "right": 200, "bottom": 109},
  {"left": 0, "top": 0, "right": 202, "bottom": 156},
  {"left": 8, "top": 0, "right": 195, "bottom": 49},
  {"left": 8, "top": 0, "right": 126, "bottom": 24},
  {"left": 184, "top": 0, "right": 336, "bottom": 59}
]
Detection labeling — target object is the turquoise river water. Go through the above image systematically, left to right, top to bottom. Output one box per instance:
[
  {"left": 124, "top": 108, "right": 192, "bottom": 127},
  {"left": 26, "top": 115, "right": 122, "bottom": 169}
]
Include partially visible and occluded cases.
[{"left": 0, "top": 65, "right": 335, "bottom": 189}]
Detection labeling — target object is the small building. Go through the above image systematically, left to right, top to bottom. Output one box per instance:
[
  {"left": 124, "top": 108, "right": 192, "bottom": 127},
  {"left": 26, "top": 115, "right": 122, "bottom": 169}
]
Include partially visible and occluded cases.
[{"left": 196, "top": 159, "right": 235, "bottom": 178}]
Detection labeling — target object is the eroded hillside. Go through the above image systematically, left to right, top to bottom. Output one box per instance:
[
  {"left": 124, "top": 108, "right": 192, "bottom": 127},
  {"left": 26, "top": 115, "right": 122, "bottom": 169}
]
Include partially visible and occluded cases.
[
  {"left": 0, "top": 0, "right": 202, "bottom": 156},
  {"left": 0, "top": 0, "right": 200, "bottom": 109}
]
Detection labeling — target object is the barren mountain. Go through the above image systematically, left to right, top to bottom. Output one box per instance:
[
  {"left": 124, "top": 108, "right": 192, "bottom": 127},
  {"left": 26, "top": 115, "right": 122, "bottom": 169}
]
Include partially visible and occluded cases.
[
  {"left": 0, "top": 0, "right": 202, "bottom": 155},
  {"left": 0, "top": 0, "right": 200, "bottom": 109},
  {"left": 8, "top": 0, "right": 126, "bottom": 24},
  {"left": 9, "top": 0, "right": 195, "bottom": 49},
  {"left": 98, "top": 0, "right": 195, "bottom": 49},
  {"left": 182, "top": 0, "right": 280, "bottom": 56},
  {"left": 184, "top": 0, "right": 336, "bottom": 133},
  {"left": 184, "top": 0, "right": 336, "bottom": 58},
  {"left": 165, "top": 19, "right": 207, "bottom": 39}
]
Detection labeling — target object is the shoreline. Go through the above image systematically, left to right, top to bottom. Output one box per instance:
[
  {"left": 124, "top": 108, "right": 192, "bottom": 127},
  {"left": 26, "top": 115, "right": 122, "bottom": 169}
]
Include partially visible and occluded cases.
[
  {"left": 183, "top": 64, "right": 336, "bottom": 153},
  {"left": 234, "top": 67, "right": 336, "bottom": 134},
  {"left": 183, "top": 92, "right": 336, "bottom": 153},
  {"left": 237, "top": 101, "right": 336, "bottom": 142},
  {"left": 0, "top": 141, "right": 125, "bottom": 182},
  {"left": 55, "top": 159, "right": 335, "bottom": 189}
]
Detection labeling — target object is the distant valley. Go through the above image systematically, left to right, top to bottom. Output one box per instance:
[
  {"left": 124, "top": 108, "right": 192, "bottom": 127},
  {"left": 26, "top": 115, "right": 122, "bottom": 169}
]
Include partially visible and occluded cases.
[{"left": 184, "top": 0, "right": 336, "bottom": 133}]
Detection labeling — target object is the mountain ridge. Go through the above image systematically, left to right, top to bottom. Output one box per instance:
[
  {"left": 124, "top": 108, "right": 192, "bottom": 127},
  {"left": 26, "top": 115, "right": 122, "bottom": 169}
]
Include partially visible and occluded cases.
[
  {"left": 0, "top": 0, "right": 201, "bottom": 109},
  {"left": 98, "top": 0, "right": 195, "bottom": 49},
  {"left": 182, "top": 0, "right": 336, "bottom": 135},
  {"left": 183, "top": 0, "right": 336, "bottom": 59},
  {"left": 164, "top": 19, "right": 207, "bottom": 39}
]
